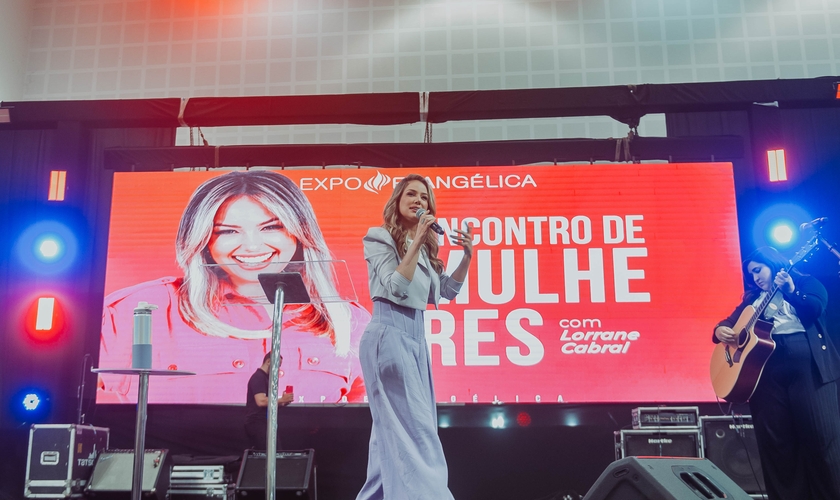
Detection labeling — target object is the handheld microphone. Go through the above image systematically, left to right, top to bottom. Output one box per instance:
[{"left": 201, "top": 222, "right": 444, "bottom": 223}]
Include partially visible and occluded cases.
[
  {"left": 415, "top": 208, "right": 445, "bottom": 235},
  {"left": 800, "top": 217, "right": 829, "bottom": 231}
]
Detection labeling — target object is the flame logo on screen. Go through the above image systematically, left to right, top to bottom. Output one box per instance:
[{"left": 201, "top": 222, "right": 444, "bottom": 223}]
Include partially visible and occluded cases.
[{"left": 364, "top": 172, "right": 392, "bottom": 194}]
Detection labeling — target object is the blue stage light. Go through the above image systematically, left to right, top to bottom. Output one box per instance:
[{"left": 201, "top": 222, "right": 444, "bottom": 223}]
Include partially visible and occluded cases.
[
  {"left": 752, "top": 204, "right": 813, "bottom": 251},
  {"left": 14, "top": 221, "right": 78, "bottom": 274},
  {"left": 770, "top": 222, "right": 795, "bottom": 245},
  {"left": 36, "top": 235, "right": 63, "bottom": 261},
  {"left": 10, "top": 387, "right": 51, "bottom": 423},
  {"left": 22, "top": 393, "right": 41, "bottom": 411},
  {"left": 564, "top": 413, "right": 580, "bottom": 427},
  {"left": 490, "top": 414, "right": 505, "bottom": 429},
  {"left": 438, "top": 415, "right": 451, "bottom": 428}
]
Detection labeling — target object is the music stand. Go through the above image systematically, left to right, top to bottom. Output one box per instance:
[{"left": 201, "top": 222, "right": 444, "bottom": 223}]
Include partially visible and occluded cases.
[{"left": 207, "top": 259, "right": 357, "bottom": 500}]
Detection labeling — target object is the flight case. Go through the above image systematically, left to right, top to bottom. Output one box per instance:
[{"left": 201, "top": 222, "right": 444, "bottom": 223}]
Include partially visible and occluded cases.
[{"left": 24, "top": 424, "right": 110, "bottom": 498}]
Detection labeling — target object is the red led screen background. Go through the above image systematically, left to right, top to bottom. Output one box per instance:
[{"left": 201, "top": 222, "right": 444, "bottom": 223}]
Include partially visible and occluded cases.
[{"left": 99, "top": 164, "right": 743, "bottom": 404}]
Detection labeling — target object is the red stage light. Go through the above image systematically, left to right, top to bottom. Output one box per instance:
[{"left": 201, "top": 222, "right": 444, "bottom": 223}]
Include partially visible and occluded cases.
[
  {"left": 24, "top": 296, "right": 66, "bottom": 342},
  {"left": 516, "top": 412, "right": 532, "bottom": 427}
]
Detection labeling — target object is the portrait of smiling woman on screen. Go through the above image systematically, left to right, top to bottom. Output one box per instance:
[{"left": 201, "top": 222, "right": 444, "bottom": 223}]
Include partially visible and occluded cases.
[{"left": 97, "top": 170, "right": 370, "bottom": 405}]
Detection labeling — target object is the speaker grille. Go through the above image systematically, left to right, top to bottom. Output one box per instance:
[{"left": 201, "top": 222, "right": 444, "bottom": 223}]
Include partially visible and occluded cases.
[
  {"left": 701, "top": 416, "right": 765, "bottom": 494},
  {"left": 85, "top": 449, "right": 171, "bottom": 500},
  {"left": 236, "top": 449, "right": 314, "bottom": 495}
]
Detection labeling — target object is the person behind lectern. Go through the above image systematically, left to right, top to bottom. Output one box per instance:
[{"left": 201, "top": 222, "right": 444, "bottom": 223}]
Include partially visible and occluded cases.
[{"left": 245, "top": 351, "right": 293, "bottom": 450}]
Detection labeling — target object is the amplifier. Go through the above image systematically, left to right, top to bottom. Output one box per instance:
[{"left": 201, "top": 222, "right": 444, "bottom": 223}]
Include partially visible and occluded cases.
[
  {"left": 631, "top": 406, "right": 699, "bottom": 429},
  {"left": 25, "top": 424, "right": 110, "bottom": 498},
  {"left": 615, "top": 429, "right": 701, "bottom": 460},
  {"left": 85, "top": 449, "right": 171, "bottom": 500},
  {"left": 236, "top": 449, "right": 315, "bottom": 500},
  {"left": 171, "top": 465, "right": 227, "bottom": 485}
]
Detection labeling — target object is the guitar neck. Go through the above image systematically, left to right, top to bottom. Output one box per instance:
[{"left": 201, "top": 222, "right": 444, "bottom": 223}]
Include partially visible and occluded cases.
[{"left": 746, "top": 284, "right": 780, "bottom": 332}]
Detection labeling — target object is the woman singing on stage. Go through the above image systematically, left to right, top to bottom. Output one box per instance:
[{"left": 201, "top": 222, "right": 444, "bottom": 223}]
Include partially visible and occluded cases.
[{"left": 356, "top": 174, "right": 473, "bottom": 500}]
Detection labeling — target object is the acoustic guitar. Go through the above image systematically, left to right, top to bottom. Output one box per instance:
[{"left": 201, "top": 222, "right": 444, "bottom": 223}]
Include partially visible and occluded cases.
[{"left": 709, "top": 238, "right": 817, "bottom": 403}]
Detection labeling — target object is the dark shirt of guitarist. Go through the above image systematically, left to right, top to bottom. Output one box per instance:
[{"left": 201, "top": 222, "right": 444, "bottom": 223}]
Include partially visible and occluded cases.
[{"left": 714, "top": 246, "right": 840, "bottom": 500}]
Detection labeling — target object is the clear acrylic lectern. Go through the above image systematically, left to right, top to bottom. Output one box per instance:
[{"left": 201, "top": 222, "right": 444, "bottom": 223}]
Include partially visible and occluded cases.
[{"left": 207, "top": 259, "right": 357, "bottom": 500}]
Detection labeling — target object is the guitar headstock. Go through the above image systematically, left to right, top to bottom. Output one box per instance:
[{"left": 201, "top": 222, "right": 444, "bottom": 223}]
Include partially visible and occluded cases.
[{"left": 788, "top": 236, "right": 819, "bottom": 269}]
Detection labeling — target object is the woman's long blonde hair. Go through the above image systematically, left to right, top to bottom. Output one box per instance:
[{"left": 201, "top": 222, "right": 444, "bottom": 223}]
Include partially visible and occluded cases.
[
  {"left": 175, "top": 171, "right": 352, "bottom": 355},
  {"left": 381, "top": 174, "right": 444, "bottom": 274}
]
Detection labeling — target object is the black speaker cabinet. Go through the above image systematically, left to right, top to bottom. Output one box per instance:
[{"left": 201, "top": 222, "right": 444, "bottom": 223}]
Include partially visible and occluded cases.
[
  {"left": 701, "top": 416, "right": 766, "bottom": 494},
  {"left": 85, "top": 449, "right": 171, "bottom": 500},
  {"left": 236, "top": 449, "right": 315, "bottom": 499},
  {"left": 583, "top": 457, "right": 753, "bottom": 500}
]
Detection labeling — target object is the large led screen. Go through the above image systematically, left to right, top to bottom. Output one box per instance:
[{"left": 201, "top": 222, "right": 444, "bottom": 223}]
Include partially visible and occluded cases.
[{"left": 97, "top": 164, "right": 743, "bottom": 404}]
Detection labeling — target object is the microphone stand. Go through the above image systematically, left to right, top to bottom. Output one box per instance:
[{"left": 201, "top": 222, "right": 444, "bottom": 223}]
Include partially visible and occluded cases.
[
  {"left": 814, "top": 227, "right": 840, "bottom": 275},
  {"left": 814, "top": 229, "right": 840, "bottom": 278},
  {"left": 77, "top": 354, "right": 91, "bottom": 425}
]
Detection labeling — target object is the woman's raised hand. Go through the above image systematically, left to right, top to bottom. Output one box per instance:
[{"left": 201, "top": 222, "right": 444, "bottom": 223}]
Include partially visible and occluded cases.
[{"left": 450, "top": 225, "right": 473, "bottom": 258}]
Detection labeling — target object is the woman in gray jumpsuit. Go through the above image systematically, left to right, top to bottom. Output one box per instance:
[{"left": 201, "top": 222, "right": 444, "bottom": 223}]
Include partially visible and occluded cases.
[{"left": 356, "top": 174, "right": 473, "bottom": 500}]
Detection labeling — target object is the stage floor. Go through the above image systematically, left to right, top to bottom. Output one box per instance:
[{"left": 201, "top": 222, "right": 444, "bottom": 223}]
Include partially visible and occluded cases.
[{"left": 2, "top": 401, "right": 761, "bottom": 500}]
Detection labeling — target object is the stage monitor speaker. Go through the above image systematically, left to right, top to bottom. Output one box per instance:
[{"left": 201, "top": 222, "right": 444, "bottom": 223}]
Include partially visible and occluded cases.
[
  {"left": 701, "top": 416, "right": 766, "bottom": 494},
  {"left": 85, "top": 449, "right": 171, "bottom": 500},
  {"left": 236, "top": 449, "right": 314, "bottom": 500},
  {"left": 583, "top": 457, "right": 753, "bottom": 500}
]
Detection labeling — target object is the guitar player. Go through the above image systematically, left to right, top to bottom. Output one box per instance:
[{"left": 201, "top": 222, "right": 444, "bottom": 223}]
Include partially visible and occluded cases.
[{"left": 714, "top": 246, "right": 840, "bottom": 500}]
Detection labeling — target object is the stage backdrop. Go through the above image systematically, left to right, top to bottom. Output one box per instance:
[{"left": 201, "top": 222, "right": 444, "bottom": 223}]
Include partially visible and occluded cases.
[{"left": 98, "top": 164, "right": 743, "bottom": 404}]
